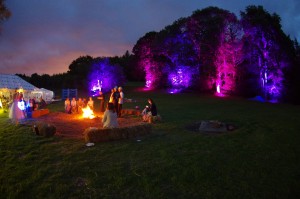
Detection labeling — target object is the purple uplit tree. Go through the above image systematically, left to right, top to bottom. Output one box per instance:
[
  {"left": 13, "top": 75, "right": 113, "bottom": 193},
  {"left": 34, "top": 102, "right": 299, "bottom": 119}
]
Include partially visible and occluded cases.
[
  {"left": 131, "top": 5, "right": 295, "bottom": 102},
  {"left": 240, "top": 5, "right": 291, "bottom": 101},
  {"left": 187, "top": 7, "right": 241, "bottom": 92},
  {"left": 214, "top": 13, "right": 243, "bottom": 95},
  {"left": 162, "top": 26, "right": 200, "bottom": 90},
  {"left": 133, "top": 32, "right": 164, "bottom": 89},
  {"left": 88, "top": 58, "right": 126, "bottom": 94},
  {"left": 168, "top": 66, "right": 197, "bottom": 89}
]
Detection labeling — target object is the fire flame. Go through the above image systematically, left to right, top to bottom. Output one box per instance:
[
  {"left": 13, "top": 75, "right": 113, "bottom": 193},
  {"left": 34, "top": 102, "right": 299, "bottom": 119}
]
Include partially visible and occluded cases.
[{"left": 82, "top": 106, "right": 95, "bottom": 119}]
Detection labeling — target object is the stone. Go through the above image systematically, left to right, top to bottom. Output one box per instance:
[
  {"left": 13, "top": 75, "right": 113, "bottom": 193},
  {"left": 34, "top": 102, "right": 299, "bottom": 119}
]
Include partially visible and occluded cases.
[{"left": 199, "top": 120, "right": 228, "bottom": 133}]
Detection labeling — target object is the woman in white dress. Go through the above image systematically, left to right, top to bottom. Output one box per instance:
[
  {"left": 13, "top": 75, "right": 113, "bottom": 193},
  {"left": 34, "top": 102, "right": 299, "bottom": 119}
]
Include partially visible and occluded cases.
[{"left": 9, "top": 91, "right": 25, "bottom": 124}]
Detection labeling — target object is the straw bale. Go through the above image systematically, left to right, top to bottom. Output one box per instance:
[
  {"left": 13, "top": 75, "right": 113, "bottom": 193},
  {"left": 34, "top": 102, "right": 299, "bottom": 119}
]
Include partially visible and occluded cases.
[
  {"left": 34, "top": 122, "right": 56, "bottom": 137},
  {"left": 84, "top": 123, "right": 152, "bottom": 143}
]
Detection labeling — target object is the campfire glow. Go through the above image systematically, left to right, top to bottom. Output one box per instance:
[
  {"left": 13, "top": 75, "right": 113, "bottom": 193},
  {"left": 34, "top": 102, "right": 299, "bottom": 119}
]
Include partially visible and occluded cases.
[{"left": 82, "top": 106, "right": 95, "bottom": 119}]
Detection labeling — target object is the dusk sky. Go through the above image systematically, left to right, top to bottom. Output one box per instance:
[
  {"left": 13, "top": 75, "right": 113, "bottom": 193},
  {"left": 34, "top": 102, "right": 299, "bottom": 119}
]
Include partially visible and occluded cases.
[{"left": 0, "top": 0, "right": 299, "bottom": 76}]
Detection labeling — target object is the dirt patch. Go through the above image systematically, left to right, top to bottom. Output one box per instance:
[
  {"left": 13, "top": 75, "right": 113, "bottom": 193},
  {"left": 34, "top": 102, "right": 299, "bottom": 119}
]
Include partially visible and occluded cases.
[{"left": 25, "top": 111, "right": 144, "bottom": 139}]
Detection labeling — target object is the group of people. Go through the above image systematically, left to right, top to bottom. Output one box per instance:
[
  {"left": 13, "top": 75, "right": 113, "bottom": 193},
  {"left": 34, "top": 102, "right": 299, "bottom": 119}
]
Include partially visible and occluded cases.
[
  {"left": 7, "top": 86, "right": 160, "bottom": 127},
  {"left": 64, "top": 86, "right": 159, "bottom": 129},
  {"left": 99, "top": 86, "right": 123, "bottom": 128},
  {"left": 108, "top": 86, "right": 124, "bottom": 118},
  {"left": 8, "top": 90, "right": 47, "bottom": 124},
  {"left": 64, "top": 97, "right": 94, "bottom": 114},
  {"left": 102, "top": 97, "right": 158, "bottom": 128}
]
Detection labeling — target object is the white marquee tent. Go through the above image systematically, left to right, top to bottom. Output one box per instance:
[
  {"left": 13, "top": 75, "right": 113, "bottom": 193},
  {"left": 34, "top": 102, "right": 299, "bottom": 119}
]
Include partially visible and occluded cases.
[
  {"left": 0, "top": 74, "right": 54, "bottom": 103},
  {"left": 31, "top": 88, "right": 54, "bottom": 103}
]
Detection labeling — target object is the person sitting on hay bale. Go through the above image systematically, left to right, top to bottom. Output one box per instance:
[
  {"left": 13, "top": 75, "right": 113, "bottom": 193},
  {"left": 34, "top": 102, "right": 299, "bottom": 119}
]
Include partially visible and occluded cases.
[
  {"left": 71, "top": 97, "right": 77, "bottom": 113},
  {"left": 87, "top": 97, "right": 94, "bottom": 111},
  {"left": 64, "top": 98, "right": 71, "bottom": 114},
  {"left": 77, "top": 98, "right": 84, "bottom": 114},
  {"left": 142, "top": 98, "right": 161, "bottom": 123},
  {"left": 102, "top": 103, "right": 119, "bottom": 128}
]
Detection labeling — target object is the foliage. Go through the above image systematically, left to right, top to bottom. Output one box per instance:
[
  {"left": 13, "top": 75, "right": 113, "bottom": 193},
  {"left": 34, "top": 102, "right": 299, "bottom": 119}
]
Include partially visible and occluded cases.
[
  {"left": 0, "top": 0, "right": 11, "bottom": 31},
  {"left": 131, "top": 5, "right": 299, "bottom": 102},
  {"left": 240, "top": 5, "right": 293, "bottom": 101},
  {"left": 214, "top": 11, "right": 243, "bottom": 95},
  {"left": 132, "top": 31, "right": 161, "bottom": 88},
  {"left": 110, "top": 51, "right": 144, "bottom": 82},
  {"left": 68, "top": 55, "right": 94, "bottom": 90},
  {"left": 88, "top": 57, "right": 126, "bottom": 93}
]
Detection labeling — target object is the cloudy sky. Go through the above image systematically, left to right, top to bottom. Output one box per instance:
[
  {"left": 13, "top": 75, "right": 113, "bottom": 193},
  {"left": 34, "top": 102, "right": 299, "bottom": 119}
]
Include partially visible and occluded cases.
[{"left": 0, "top": 0, "right": 299, "bottom": 75}]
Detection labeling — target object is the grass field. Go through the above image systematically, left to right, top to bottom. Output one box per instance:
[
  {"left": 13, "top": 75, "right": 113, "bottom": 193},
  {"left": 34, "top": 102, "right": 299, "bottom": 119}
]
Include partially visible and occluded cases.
[{"left": 1, "top": 83, "right": 300, "bottom": 199}]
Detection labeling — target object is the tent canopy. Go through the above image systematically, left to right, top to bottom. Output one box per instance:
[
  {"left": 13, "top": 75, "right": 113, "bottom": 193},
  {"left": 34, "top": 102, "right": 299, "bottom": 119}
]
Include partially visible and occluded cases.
[
  {"left": 0, "top": 74, "right": 37, "bottom": 90},
  {"left": 0, "top": 74, "right": 54, "bottom": 102},
  {"left": 31, "top": 88, "right": 54, "bottom": 103}
]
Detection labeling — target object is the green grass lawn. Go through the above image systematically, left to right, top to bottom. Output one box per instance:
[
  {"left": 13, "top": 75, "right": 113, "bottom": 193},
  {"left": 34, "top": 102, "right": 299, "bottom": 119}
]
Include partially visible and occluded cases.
[{"left": 1, "top": 83, "right": 300, "bottom": 199}]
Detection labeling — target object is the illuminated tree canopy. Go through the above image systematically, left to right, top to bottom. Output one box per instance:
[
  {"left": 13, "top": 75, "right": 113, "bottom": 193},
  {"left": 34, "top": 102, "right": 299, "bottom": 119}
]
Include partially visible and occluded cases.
[
  {"left": 18, "top": 5, "right": 300, "bottom": 103},
  {"left": 132, "top": 5, "right": 297, "bottom": 102},
  {"left": 89, "top": 58, "right": 126, "bottom": 94}
]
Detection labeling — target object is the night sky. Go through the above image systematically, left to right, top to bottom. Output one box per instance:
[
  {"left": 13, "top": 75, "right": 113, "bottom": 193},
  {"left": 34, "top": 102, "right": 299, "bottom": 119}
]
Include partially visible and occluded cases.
[{"left": 0, "top": 0, "right": 299, "bottom": 75}]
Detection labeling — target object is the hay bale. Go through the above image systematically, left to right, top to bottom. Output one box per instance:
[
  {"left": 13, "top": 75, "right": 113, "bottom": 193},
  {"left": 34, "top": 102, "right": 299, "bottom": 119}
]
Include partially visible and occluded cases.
[
  {"left": 32, "top": 109, "right": 50, "bottom": 118},
  {"left": 121, "top": 109, "right": 141, "bottom": 116},
  {"left": 148, "top": 115, "right": 162, "bottom": 123},
  {"left": 35, "top": 122, "right": 56, "bottom": 137},
  {"left": 84, "top": 124, "right": 152, "bottom": 143},
  {"left": 84, "top": 127, "right": 110, "bottom": 143}
]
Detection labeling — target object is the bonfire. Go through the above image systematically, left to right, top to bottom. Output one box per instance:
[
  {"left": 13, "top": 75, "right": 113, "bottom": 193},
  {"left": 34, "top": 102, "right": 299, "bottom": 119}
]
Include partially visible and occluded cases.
[{"left": 81, "top": 106, "right": 96, "bottom": 119}]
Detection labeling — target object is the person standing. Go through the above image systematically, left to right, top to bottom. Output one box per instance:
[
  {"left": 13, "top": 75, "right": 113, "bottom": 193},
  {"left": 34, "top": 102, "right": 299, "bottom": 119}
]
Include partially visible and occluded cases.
[
  {"left": 113, "top": 86, "right": 120, "bottom": 115},
  {"left": 117, "top": 87, "right": 124, "bottom": 117},
  {"left": 109, "top": 88, "right": 114, "bottom": 103},
  {"left": 9, "top": 90, "right": 25, "bottom": 124},
  {"left": 98, "top": 91, "right": 105, "bottom": 112},
  {"left": 18, "top": 95, "right": 27, "bottom": 118},
  {"left": 39, "top": 97, "right": 47, "bottom": 109},
  {"left": 28, "top": 98, "right": 34, "bottom": 112}
]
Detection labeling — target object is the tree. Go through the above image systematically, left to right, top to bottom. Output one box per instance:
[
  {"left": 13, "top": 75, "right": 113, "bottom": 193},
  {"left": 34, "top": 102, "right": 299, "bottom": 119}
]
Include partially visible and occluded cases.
[
  {"left": 0, "top": 0, "right": 11, "bottom": 32},
  {"left": 240, "top": 5, "right": 293, "bottom": 101},
  {"left": 188, "top": 7, "right": 235, "bottom": 91},
  {"left": 214, "top": 11, "right": 243, "bottom": 95},
  {"left": 159, "top": 19, "right": 200, "bottom": 90},
  {"left": 132, "top": 31, "right": 161, "bottom": 88},
  {"left": 110, "top": 51, "right": 142, "bottom": 82},
  {"left": 68, "top": 55, "right": 94, "bottom": 90},
  {"left": 89, "top": 58, "right": 126, "bottom": 93}
]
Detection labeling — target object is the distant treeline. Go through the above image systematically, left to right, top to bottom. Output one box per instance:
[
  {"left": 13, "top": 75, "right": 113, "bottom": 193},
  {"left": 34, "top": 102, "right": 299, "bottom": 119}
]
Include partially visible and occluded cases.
[
  {"left": 17, "top": 5, "right": 300, "bottom": 104},
  {"left": 17, "top": 52, "right": 144, "bottom": 92}
]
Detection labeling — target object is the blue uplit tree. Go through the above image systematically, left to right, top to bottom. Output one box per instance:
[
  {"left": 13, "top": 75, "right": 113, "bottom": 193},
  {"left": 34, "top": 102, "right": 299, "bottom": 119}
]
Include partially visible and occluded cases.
[{"left": 89, "top": 58, "right": 126, "bottom": 94}]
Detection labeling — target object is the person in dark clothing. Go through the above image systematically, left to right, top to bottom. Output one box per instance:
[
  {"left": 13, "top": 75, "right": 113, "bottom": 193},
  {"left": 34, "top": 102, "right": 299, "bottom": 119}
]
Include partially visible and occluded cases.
[
  {"left": 113, "top": 86, "right": 120, "bottom": 115},
  {"left": 98, "top": 91, "right": 105, "bottom": 112},
  {"left": 39, "top": 97, "right": 47, "bottom": 109},
  {"left": 142, "top": 98, "right": 158, "bottom": 122},
  {"left": 148, "top": 98, "right": 157, "bottom": 116}
]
